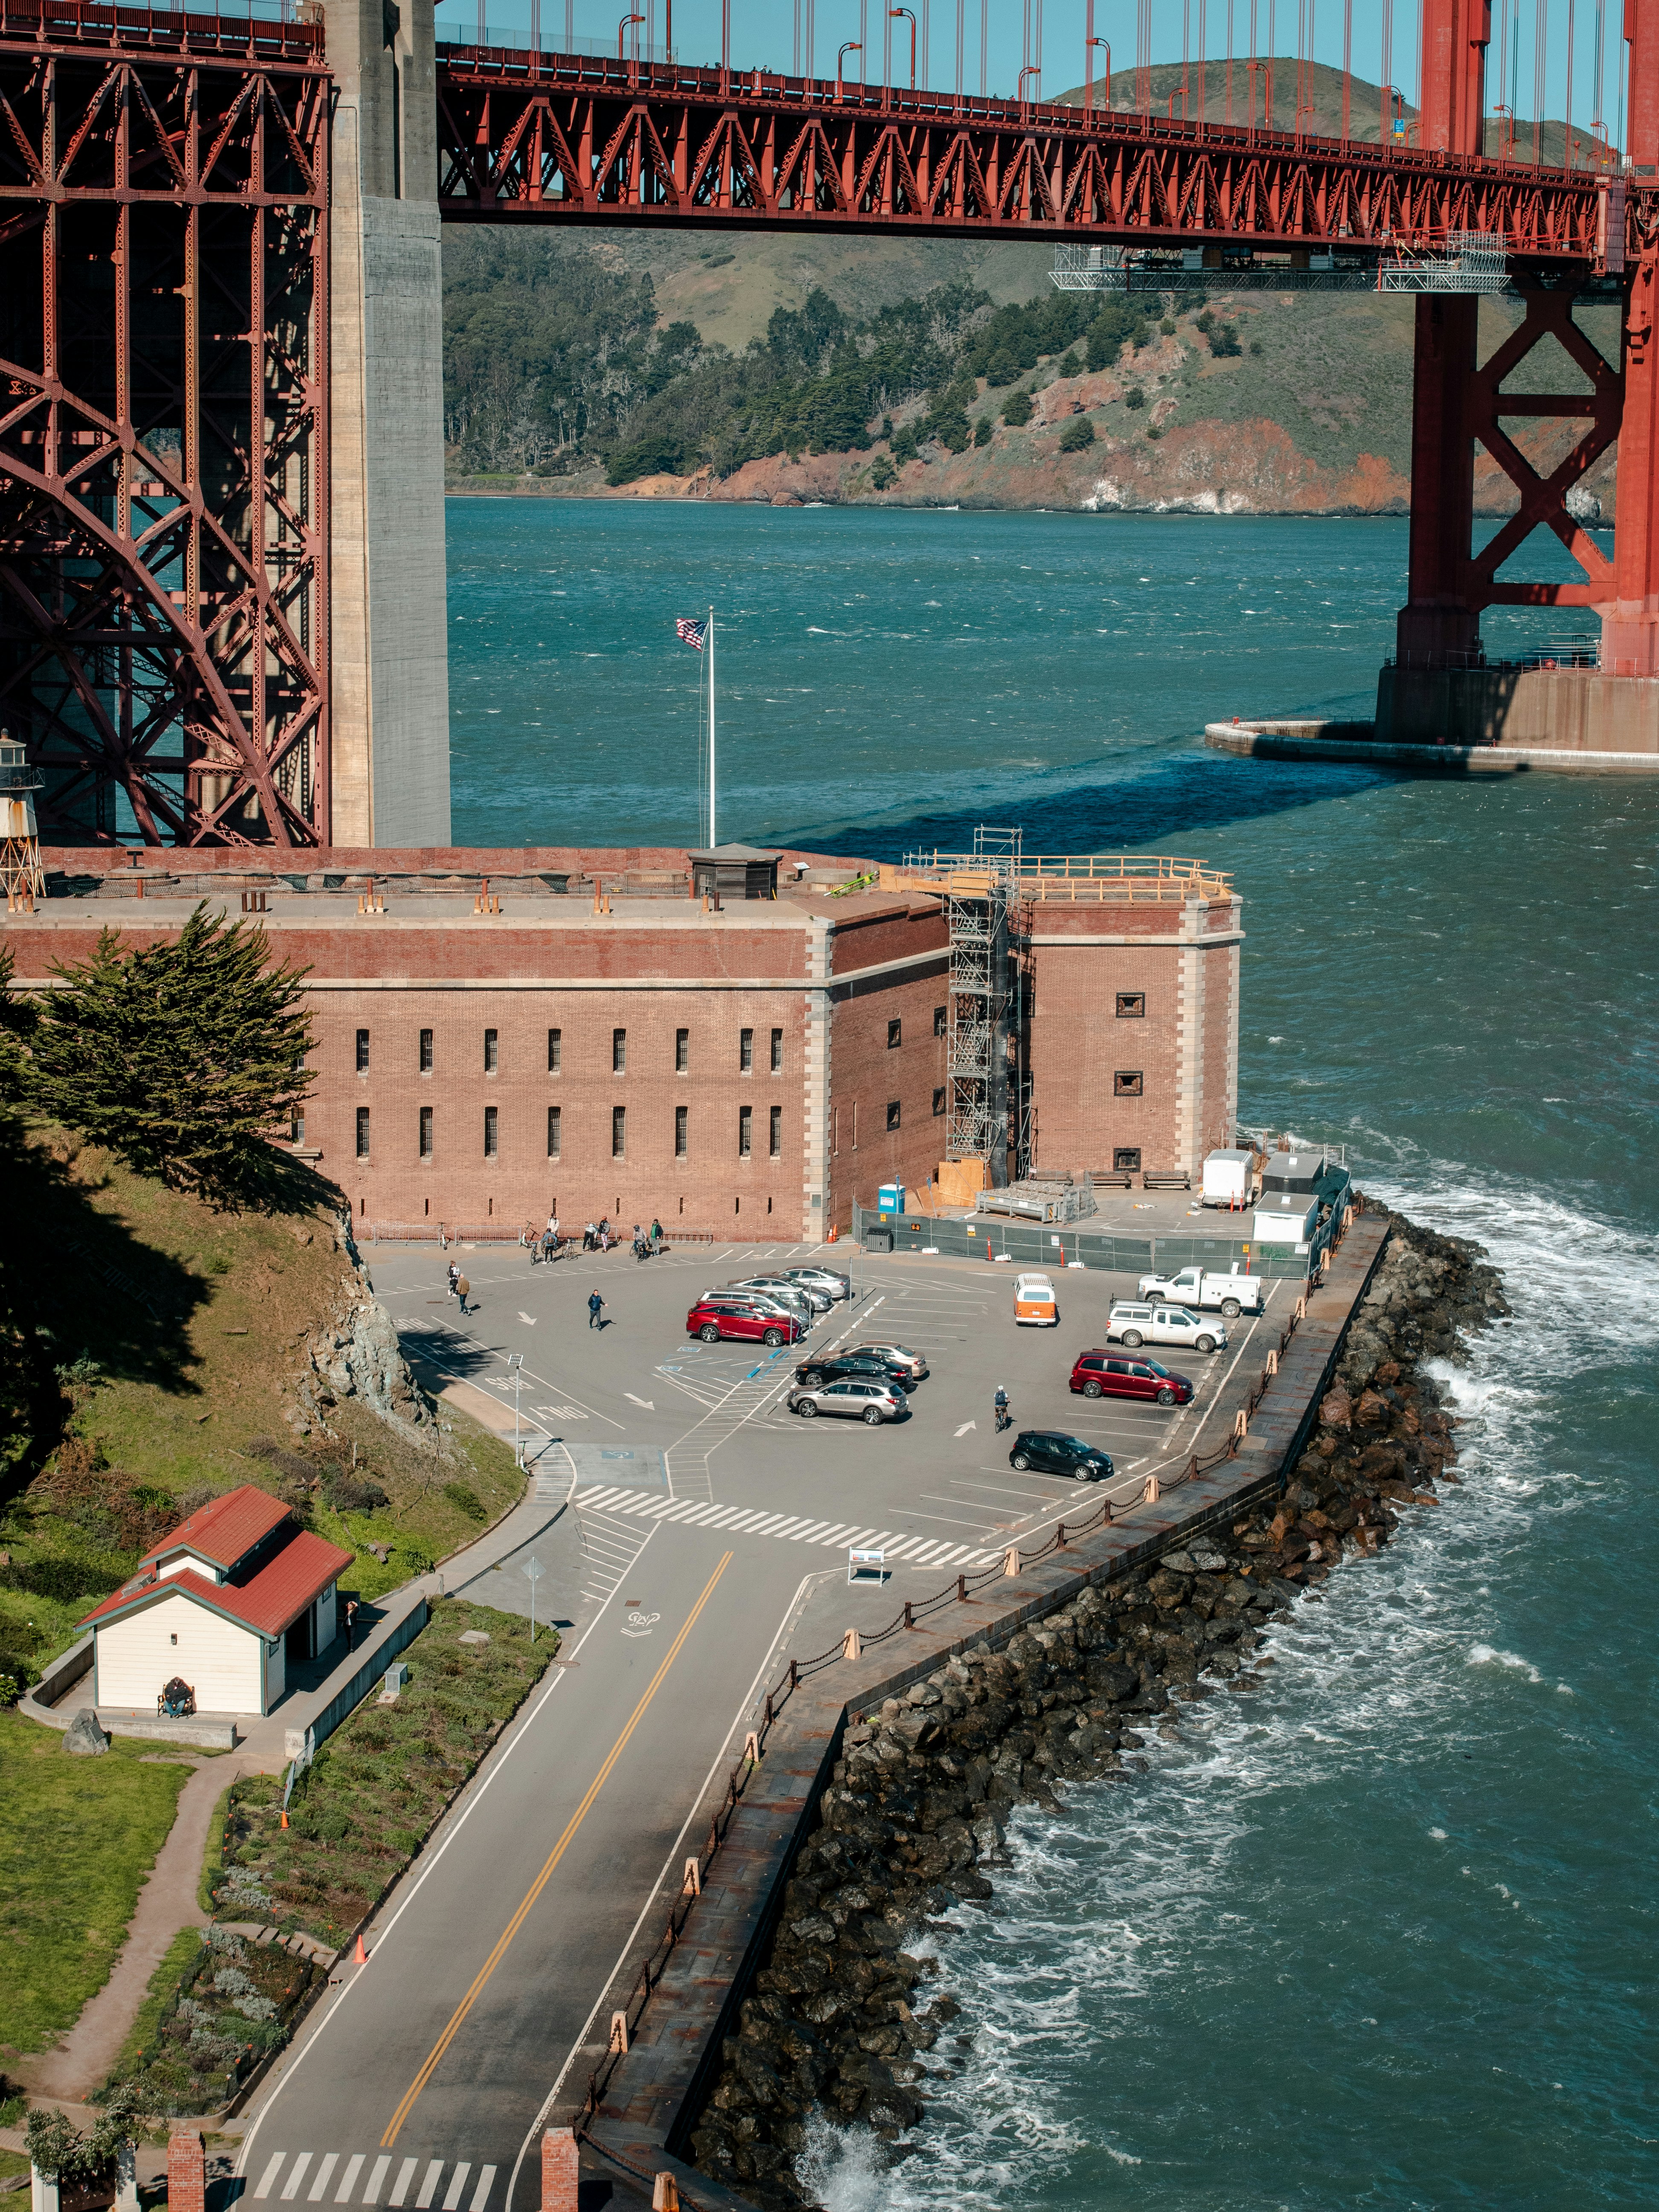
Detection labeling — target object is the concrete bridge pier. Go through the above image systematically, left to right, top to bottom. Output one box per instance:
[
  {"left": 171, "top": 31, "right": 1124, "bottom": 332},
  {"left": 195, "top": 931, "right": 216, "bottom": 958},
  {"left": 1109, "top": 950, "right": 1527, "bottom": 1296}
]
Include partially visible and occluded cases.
[{"left": 323, "top": 0, "right": 452, "bottom": 845}]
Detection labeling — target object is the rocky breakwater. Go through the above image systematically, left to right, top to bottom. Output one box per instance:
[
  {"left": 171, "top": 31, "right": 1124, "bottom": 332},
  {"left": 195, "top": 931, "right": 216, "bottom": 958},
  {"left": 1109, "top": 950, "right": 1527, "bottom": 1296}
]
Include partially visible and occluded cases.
[{"left": 685, "top": 1212, "right": 1507, "bottom": 2207}]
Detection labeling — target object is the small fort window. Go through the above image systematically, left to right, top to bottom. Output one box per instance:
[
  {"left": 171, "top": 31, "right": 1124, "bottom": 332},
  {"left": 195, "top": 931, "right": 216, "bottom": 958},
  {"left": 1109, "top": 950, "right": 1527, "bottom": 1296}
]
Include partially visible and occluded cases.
[
  {"left": 1116, "top": 992, "right": 1146, "bottom": 1019},
  {"left": 1114, "top": 1071, "right": 1144, "bottom": 1097},
  {"left": 886, "top": 1100, "right": 901, "bottom": 1131},
  {"left": 1113, "top": 1147, "right": 1142, "bottom": 1172}
]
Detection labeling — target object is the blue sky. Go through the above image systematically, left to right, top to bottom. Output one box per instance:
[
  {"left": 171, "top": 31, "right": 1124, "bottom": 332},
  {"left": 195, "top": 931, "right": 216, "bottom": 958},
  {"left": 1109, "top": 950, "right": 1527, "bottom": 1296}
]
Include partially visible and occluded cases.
[{"left": 433, "top": 0, "right": 1627, "bottom": 141}]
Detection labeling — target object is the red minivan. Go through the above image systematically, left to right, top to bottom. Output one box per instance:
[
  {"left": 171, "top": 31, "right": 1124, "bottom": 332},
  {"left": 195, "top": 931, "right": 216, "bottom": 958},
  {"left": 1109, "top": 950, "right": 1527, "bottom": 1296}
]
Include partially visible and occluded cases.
[
  {"left": 687, "top": 1298, "right": 803, "bottom": 1348},
  {"left": 1069, "top": 1349, "right": 1194, "bottom": 1407}
]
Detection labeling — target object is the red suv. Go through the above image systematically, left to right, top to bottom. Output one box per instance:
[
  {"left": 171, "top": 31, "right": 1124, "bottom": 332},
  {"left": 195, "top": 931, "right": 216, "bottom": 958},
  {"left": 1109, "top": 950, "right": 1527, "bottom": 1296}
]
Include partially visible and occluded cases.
[
  {"left": 687, "top": 1298, "right": 803, "bottom": 1348},
  {"left": 1069, "top": 1350, "right": 1194, "bottom": 1407}
]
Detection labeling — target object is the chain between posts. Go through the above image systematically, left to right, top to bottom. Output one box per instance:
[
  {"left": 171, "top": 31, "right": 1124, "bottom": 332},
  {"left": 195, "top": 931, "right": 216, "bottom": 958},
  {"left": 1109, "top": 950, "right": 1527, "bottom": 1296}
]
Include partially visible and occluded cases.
[{"left": 580, "top": 1201, "right": 1371, "bottom": 2131}]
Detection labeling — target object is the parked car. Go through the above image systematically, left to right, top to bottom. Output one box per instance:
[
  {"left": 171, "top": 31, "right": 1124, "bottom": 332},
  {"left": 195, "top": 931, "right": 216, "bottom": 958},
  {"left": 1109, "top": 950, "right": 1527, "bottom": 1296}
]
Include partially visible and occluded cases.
[
  {"left": 1134, "top": 1263, "right": 1263, "bottom": 1317},
  {"left": 785, "top": 1266, "right": 850, "bottom": 1301},
  {"left": 731, "top": 1272, "right": 832, "bottom": 1313},
  {"left": 1012, "top": 1272, "right": 1059, "bottom": 1325},
  {"left": 723, "top": 1277, "right": 819, "bottom": 1320},
  {"left": 706, "top": 1285, "right": 808, "bottom": 1323},
  {"left": 687, "top": 1299, "right": 803, "bottom": 1348},
  {"left": 1107, "top": 1301, "right": 1228, "bottom": 1354},
  {"left": 853, "top": 1340, "right": 928, "bottom": 1380},
  {"left": 1068, "top": 1350, "right": 1195, "bottom": 1406},
  {"left": 794, "top": 1351, "right": 916, "bottom": 1392},
  {"left": 789, "top": 1377, "right": 907, "bottom": 1425},
  {"left": 1008, "top": 1431, "right": 1114, "bottom": 1482}
]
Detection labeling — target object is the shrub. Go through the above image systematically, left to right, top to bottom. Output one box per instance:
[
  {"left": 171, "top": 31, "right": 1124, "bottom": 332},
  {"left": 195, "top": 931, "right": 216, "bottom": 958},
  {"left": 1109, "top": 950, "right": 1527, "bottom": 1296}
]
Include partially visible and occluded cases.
[
  {"left": 1196, "top": 308, "right": 1216, "bottom": 334},
  {"left": 1160, "top": 317, "right": 1176, "bottom": 335},
  {"left": 1210, "top": 321, "right": 1243, "bottom": 358},
  {"left": 1249, "top": 338, "right": 1263, "bottom": 356},
  {"left": 984, "top": 348, "right": 1021, "bottom": 386},
  {"left": 1123, "top": 387, "right": 1147, "bottom": 411},
  {"left": 1001, "top": 390, "right": 1034, "bottom": 428},
  {"left": 931, "top": 410, "right": 971, "bottom": 454},
  {"left": 972, "top": 416, "right": 994, "bottom": 448},
  {"left": 1058, "top": 417, "right": 1096, "bottom": 451},
  {"left": 892, "top": 422, "right": 920, "bottom": 464},
  {"left": 1147, "top": 424, "right": 1164, "bottom": 440},
  {"left": 605, "top": 431, "right": 685, "bottom": 485},
  {"left": 869, "top": 453, "right": 896, "bottom": 489},
  {"left": 443, "top": 1481, "right": 486, "bottom": 1523}
]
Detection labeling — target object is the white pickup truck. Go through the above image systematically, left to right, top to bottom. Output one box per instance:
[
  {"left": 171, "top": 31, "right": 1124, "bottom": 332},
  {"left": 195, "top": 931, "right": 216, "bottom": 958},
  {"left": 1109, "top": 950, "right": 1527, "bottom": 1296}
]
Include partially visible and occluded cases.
[{"left": 1135, "top": 1263, "right": 1264, "bottom": 1317}]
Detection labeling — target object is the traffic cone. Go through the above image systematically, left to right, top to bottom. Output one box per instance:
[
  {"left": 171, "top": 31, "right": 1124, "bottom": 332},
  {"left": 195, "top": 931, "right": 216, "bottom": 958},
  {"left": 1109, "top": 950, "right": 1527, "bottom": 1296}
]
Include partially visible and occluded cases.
[{"left": 352, "top": 1933, "right": 368, "bottom": 1966}]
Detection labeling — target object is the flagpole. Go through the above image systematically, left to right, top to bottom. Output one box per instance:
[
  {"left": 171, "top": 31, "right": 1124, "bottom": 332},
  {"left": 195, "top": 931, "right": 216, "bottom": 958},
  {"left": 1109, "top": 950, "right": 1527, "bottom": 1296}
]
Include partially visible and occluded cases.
[{"left": 707, "top": 603, "right": 716, "bottom": 848}]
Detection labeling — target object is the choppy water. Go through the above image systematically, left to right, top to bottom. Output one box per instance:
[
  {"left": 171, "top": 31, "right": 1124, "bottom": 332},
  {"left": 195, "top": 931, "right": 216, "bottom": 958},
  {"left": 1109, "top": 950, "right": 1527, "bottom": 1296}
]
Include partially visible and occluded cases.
[{"left": 447, "top": 499, "right": 1659, "bottom": 2209}]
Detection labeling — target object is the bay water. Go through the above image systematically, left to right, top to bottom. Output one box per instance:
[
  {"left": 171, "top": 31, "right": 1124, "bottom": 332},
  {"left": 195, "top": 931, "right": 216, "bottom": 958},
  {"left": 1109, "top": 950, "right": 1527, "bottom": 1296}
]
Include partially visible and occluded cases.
[{"left": 448, "top": 499, "right": 1658, "bottom": 2209}]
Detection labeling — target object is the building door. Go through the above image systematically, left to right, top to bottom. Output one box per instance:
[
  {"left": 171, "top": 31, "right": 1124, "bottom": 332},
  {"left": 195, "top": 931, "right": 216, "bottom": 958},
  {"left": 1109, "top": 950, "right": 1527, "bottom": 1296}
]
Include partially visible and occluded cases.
[{"left": 285, "top": 1607, "right": 314, "bottom": 1664}]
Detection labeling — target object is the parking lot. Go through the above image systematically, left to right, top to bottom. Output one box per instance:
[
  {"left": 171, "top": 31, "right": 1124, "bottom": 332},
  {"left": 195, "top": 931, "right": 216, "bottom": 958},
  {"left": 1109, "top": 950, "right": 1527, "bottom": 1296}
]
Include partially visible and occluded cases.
[{"left": 370, "top": 1234, "right": 1294, "bottom": 1596}]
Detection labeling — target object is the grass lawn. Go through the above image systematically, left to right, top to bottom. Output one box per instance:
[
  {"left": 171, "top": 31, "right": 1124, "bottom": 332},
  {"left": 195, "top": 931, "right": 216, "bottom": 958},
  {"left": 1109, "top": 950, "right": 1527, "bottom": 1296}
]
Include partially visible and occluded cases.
[{"left": 0, "top": 1709, "right": 194, "bottom": 2055}]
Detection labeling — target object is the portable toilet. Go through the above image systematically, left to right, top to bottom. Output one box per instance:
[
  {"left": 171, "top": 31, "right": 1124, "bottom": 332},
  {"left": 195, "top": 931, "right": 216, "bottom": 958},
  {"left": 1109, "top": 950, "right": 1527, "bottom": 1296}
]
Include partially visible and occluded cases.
[{"left": 877, "top": 1183, "right": 905, "bottom": 1216}]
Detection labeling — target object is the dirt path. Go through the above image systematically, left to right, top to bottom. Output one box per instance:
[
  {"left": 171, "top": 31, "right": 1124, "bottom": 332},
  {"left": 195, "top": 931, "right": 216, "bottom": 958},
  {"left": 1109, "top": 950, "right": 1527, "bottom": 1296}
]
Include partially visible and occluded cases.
[{"left": 18, "top": 1752, "right": 257, "bottom": 2102}]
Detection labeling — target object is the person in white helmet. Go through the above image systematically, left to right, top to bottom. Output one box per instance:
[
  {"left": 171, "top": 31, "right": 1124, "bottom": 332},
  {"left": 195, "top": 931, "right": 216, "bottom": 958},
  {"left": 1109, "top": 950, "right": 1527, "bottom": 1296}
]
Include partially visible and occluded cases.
[{"left": 994, "top": 1384, "right": 1010, "bottom": 1432}]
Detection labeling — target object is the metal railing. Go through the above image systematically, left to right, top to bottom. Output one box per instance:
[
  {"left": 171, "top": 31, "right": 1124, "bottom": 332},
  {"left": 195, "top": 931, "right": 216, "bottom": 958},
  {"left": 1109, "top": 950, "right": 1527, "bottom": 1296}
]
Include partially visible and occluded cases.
[
  {"left": 0, "top": 0, "right": 323, "bottom": 52},
  {"left": 900, "top": 851, "right": 1233, "bottom": 902}
]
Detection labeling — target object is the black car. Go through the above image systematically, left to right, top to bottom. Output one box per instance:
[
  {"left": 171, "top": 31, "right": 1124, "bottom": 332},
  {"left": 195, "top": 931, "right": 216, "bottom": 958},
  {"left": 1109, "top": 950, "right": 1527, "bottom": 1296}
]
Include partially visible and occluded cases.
[
  {"left": 793, "top": 1350, "right": 916, "bottom": 1392},
  {"left": 1008, "top": 1430, "right": 1114, "bottom": 1482}
]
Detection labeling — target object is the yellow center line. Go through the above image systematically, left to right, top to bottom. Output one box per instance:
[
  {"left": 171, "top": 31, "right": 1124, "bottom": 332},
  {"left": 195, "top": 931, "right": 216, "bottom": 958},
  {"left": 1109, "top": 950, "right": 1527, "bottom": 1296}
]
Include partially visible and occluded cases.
[{"left": 379, "top": 1550, "right": 734, "bottom": 2147}]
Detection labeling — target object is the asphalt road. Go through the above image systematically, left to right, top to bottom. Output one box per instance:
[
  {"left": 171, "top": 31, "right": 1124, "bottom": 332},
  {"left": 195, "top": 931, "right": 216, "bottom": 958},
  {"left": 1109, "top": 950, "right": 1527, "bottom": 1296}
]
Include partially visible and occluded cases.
[{"left": 236, "top": 1236, "right": 1289, "bottom": 2209}]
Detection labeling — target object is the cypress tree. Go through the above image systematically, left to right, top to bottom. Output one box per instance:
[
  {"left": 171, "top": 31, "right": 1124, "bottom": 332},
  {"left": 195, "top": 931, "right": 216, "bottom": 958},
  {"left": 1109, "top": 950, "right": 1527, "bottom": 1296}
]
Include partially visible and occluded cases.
[{"left": 30, "top": 903, "right": 317, "bottom": 1209}]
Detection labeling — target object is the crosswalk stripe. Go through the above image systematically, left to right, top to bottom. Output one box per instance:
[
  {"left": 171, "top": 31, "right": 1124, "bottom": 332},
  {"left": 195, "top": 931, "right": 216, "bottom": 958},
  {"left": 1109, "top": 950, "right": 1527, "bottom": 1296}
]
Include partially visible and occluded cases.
[
  {"left": 658, "top": 1500, "right": 700, "bottom": 1519},
  {"left": 679, "top": 1502, "right": 725, "bottom": 1523},
  {"left": 701, "top": 1505, "right": 745, "bottom": 1525},
  {"left": 724, "top": 1510, "right": 767, "bottom": 1529},
  {"left": 748, "top": 1513, "right": 792, "bottom": 1534},
  {"left": 768, "top": 1516, "right": 811, "bottom": 1537},
  {"left": 793, "top": 1519, "right": 833, "bottom": 1540},
  {"left": 884, "top": 1537, "right": 926, "bottom": 1559},
  {"left": 308, "top": 2154, "right": 339, "bottom": 2201},
  {"left": 255, "top": 2155, "right": 286, "bottom": 2200},
  {"left": 335, "top": 2155, "right": 365, "bottom": 2203},
  {"left": 281, "top": 2156, "right": 313, "bottom": 2201},
  {"left": 364, "top": 2157, "right": 392, "bottom": 2205},
  {"left": 390, "top": 2157, "right": 420, "bottom": 2205},
  {"left": 415, "top": 2161, "right": 444, "bottom": 2209},
  {"left": 441, "top": 2165, "right": 471, "bottom": 2211},
  {"left": 470, "top": 2171, "right": 496, "bottom": 2212}
]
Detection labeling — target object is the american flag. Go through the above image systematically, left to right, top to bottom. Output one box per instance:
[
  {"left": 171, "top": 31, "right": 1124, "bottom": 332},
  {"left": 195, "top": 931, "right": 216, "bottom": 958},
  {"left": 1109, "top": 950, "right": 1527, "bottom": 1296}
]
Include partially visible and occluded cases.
[{"left": 675, "top": 615, "right": 706, "bottom": 651}]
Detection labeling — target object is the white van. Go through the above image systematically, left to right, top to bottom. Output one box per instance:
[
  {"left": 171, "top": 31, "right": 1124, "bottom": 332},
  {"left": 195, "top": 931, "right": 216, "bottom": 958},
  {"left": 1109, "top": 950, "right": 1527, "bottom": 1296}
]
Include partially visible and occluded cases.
[{"left": 1107, "top": 1301, "right": 1228, "bottom": 1354}]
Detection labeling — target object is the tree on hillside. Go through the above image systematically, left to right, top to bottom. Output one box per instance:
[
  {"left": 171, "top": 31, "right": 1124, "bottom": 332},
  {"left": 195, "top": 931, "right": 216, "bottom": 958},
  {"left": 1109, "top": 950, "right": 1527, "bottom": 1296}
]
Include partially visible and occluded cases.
[{"left": 28, "top": 905, "right": 318, "bottom": 1211}]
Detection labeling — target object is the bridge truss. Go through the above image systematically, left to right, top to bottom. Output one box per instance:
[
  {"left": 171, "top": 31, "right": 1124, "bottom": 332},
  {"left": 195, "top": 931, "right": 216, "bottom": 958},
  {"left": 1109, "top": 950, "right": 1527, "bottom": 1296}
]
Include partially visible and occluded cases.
[
  {"left": 0, "top": 0, "right": 329, "bottom": 846},
  {"left": 434, "top": 46, "right": 1612, "bottom": 264}
]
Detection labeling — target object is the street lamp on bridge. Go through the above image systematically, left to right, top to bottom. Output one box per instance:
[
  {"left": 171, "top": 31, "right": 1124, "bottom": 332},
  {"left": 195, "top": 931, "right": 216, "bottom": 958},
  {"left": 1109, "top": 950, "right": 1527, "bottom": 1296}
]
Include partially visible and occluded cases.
[
  {"left": 888, "top": 8, "right": 914, "bottom": 90},
  {"left": 617, "top": 9, "right": 643, "bottom": 58},
  {"left": 1086, "top": 33, "right": 1110, "bottom": 112},
  {"left": 836, "top": 39, "right": 860, "bottom": 96}
]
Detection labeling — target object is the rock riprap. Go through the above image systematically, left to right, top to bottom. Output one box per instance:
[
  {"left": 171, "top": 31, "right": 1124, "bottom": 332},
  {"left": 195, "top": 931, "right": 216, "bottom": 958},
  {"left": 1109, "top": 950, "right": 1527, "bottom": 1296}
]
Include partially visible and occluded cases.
[{"left": 687, "top": 1211, "right": 1505, "bottom": 2207}]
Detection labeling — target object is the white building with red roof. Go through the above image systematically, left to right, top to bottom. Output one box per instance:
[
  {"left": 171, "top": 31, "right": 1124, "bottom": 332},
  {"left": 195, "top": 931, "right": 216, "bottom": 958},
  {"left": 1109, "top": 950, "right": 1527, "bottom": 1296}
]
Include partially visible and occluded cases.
[{"left": 79, "top": 1485, "right": 355, "bottom": 1717}]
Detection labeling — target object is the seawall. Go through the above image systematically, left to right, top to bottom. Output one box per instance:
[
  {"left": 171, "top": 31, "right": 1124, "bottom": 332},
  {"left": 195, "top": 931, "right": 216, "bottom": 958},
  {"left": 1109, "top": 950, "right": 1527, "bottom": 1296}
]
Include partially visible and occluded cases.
[
  {"left": 1205, "top": 718, "right": 1659, "bottom": 775},
  {"left": 568, "top": 1205, "right": 1504, "bottom": 2209}
]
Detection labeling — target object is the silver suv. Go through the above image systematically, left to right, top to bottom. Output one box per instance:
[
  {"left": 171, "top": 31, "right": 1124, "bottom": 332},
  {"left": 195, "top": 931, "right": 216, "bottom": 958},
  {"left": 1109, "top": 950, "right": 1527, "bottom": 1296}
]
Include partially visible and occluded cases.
[
  {"left": 786, "top": 1266, "right": 850, "bottom": 1301},
  {"left": 731, "top": 1272, "right": 832, "bottom": 1313},
  {"left": 722, "top": 1278, "right": 819, "bottom": 1321},
  {"left": 1107, "top": 1301, "right": 1228, "bottom": 1354},
  {"left": 788, "top": 1377, "right": 906, "bottom": 1425}
]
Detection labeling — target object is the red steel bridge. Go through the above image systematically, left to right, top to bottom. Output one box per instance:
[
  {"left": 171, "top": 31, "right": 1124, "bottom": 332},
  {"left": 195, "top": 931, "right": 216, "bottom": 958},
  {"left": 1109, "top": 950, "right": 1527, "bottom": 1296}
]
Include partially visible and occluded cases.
[{"left": 3, "top": 0, "right": 1659, "bottom": 844}]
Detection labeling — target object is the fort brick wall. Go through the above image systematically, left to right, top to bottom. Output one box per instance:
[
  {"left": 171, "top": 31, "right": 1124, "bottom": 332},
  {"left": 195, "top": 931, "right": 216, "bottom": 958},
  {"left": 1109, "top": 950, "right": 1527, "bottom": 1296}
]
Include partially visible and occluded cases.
[{"left": 8, "top": 851, "right": 1242, "bottom": 1234}]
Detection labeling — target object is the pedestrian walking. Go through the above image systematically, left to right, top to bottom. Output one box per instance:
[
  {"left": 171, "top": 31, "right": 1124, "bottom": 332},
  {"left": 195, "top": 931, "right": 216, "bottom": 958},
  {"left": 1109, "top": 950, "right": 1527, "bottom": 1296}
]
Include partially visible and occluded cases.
[
  {"left": 583, "top": 1220, "right": 597, "bottom": 1251},
  {"left": 632, "top": 1222, "right": 646, "bottom": 1262},
  {"left": 447, "top": 1260, "right": 460, "bottom": 1302},
  {"left": 455, "top": 1273, "right": 471, "bottom": 1315},
  {"left": 588, "top": 1290, "right": 605, "bottom": 1330},
  {"left": 993, "top": 1384, "right": 1010, "bottom": 1432}
]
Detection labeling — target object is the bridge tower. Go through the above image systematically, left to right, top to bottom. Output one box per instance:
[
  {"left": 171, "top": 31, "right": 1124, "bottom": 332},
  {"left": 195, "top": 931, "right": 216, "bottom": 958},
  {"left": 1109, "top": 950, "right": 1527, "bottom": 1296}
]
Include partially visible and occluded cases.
[
  {"left": 323, "top": 0, "right": 452, "bottom": 845},
  {"left": 1385, "top": 0, "right": 1659, "bottom": 744}
]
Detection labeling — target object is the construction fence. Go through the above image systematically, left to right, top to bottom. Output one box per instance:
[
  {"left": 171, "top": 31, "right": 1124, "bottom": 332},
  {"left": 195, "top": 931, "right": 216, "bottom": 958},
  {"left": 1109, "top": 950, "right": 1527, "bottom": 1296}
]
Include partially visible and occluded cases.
[{"left": 849, "top": 1202, "right": 1347, "bottom": 1281}]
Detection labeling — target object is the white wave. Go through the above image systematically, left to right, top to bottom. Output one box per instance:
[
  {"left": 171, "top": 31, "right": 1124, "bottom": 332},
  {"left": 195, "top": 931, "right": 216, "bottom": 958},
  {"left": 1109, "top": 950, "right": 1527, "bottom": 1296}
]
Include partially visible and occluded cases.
[{"left": 1467, "top": 1643, "right": 1544, "bottom": 1685}]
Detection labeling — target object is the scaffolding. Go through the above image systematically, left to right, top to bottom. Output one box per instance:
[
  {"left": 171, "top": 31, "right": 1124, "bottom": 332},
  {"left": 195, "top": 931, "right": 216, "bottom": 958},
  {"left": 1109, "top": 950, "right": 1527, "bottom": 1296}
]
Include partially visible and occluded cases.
[
  {"left": 0, "top": 738, "right": 44, "bottom": 912},
  {"left": 930, "top": 827, "right": 1022, "bottom": 1183}
]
